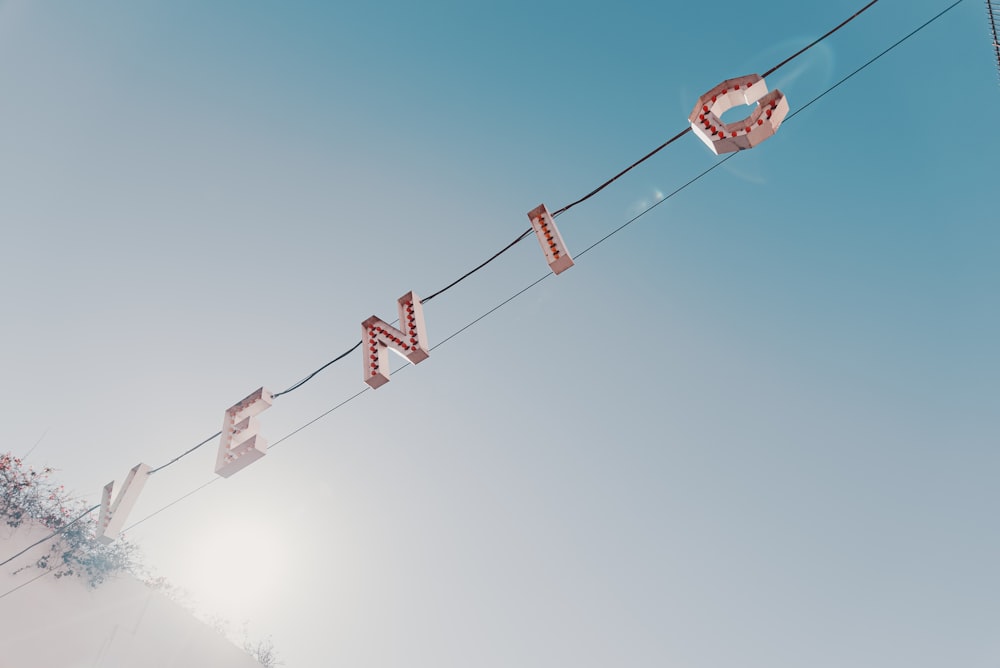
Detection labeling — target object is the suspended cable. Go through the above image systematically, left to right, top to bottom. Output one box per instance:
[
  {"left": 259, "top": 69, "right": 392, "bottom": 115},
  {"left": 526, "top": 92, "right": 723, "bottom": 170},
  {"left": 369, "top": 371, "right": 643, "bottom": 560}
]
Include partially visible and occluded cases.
[
  {"left": 761, "top": 0, "right": 881, "bottom": 78},
  {"left": 783, "top": 0, "right": 965, "bottom": 121},
  {"left": 550, "top": 128, "right": 693, "bottom": 217},
  {"left": 574, "top": 155, "right": 737, "bottom": 260},
  {"left": 422, "top": 229, "right": 534, "bottom": 303},
  {"left": 273, "top": 340, "right": 363, "bottom": 398},
  {"left": 268, "top": 387, "right": 372, "bottom": 451},
  {"left": 20, "top": 428, "right": 50, "bottom": 462},
  {"left": 148, "top": 432, "right": 222, "bottom": 475},
  {"left": 122, "top": 479, "right": 219, "bottom": 533},
  {"left": 0, "top": 504, "right": 100, "bottom": 569},
  {"left": 0, "top": 567, "right": 53, "bottom": 601}
]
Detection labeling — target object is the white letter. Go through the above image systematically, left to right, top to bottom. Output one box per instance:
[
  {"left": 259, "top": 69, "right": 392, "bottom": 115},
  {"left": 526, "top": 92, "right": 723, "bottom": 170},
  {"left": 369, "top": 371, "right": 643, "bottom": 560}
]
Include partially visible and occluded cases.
[
  {"left": 689, "top": 74, "right": 788, "bottom": 155},
  {"left": 528, "top": 203, "right": 574, "bottom": 275},
  {"left": 362, "top": 291, "right": 429, "bottom": 389},
  {"left": 215, "top": 387, "right": 273, "bottom": 478},
  {"left": 96, "top": 463, "right": 151, "bottom": 544}
]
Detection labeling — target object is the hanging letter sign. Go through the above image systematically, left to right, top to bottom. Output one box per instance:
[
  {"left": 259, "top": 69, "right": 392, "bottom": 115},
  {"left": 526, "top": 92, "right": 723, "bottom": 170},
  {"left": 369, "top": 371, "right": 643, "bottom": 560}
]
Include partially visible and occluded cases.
[
  {"left": 689, "top": 74, "right": 789, "bottom": 155},
  {"left": 528, "top": 203, "right": 574, "bottom": 275},
  {"left": 362, "top": 291, "right": 430, "bottom": 389},
  {"left": 215, "top": 387, "right": 274, "bottom": 478},
  {"left": 96, "top": 463, "right": 151, "bottom": 544}
]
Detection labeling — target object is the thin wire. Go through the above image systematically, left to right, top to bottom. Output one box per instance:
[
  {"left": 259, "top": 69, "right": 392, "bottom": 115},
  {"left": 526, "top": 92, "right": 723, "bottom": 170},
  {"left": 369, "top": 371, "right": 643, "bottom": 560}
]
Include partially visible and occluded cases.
[
  {"left": 761, "top": 0, "right": 881, "bottom": 77},
  {"left": 784, "top": 0, "right": 965, "bottom": 122},
  {"left": 550, "top": 127, "right": 692, "bottom": 217},
  {"left": 575, "top": 154, "right": 739, "bottom": 260},
  {"left": 422, "top": 229, "right": 534, "bottom": 303},
  {"left": 429, "top": 273, "right": 552, "bottom": 351},
  {"left": 273, "top": 341, "right": 363, "bottom": 398},
  {"left": 268, "top": 387, "right": 372, "bottom": 450},
  {"left": 20, "top": 428, "right": 50, "bottom": 461},
  {"left": 148, "top": 431, "right": 222, "bottom": 475},
  {"left": 122, "top": 479, "right": 220, "bottom": 533},
  {"left": 0, "top": 504, "right": 100, "bottom": 569},
  {"left": 0, "top": 567, "right": 54, "bottom": 601}
]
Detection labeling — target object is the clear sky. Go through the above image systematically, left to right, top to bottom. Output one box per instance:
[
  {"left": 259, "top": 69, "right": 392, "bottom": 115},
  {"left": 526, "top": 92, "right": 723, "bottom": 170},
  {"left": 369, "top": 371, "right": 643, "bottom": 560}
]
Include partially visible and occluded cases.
[{"left": 1, "top": 1, "right": 997, "bottom": 666}]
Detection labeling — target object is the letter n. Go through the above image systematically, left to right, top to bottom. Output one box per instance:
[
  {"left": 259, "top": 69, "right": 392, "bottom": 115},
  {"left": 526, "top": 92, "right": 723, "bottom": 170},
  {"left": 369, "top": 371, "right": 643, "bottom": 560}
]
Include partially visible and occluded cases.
[{"left": 362, "top": 291, "right": 429, "bottom": 389}]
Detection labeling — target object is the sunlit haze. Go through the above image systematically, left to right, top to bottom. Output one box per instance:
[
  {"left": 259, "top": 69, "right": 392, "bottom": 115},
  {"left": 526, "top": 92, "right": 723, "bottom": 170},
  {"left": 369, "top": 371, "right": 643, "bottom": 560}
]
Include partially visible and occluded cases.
[{"left": 2, "top": 1, "right": 997, "bottom": 666}]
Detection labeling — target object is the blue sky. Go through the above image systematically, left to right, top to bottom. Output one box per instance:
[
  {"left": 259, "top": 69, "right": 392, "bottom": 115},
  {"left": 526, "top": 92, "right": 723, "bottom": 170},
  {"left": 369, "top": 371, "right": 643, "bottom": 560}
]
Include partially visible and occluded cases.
[{"left": 1, "top": 1, "right": 997, "bottom": 666}]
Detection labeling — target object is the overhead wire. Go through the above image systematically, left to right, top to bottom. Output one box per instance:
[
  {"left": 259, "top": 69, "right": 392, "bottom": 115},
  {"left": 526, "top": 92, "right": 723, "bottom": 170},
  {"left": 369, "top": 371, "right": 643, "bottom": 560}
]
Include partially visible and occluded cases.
[
  {"left": 0, "top": 0, "right": 962, "bottom": 593},
  {"left": 761, "top": 0, "right": 881, "bottom": 78},
  {"left": 784, "top": 0, "right": 965, "bottom": 121},
  {"left": 549, "top": 127, "right": 694, "bottom": 217},
  {"left": 421, "top": 229, "right": 535, "bottom": 303},
  {"left": 273, "top": 341, "right": 363, "bottom": 398},
  {"left": 20, "top": 428, "right": 50, "bottom": 462},
  {"left": 148, "top": 432, "right": 222, "bottom": 475},
  {"left": 122, "top": 479, "right": 219, "bottom": 533},
  {"left": 0, "top": 504, "right": 101, "bottom": 570},
  {"left": 0, "top": 567, "right": 53, "bottom": 601}
]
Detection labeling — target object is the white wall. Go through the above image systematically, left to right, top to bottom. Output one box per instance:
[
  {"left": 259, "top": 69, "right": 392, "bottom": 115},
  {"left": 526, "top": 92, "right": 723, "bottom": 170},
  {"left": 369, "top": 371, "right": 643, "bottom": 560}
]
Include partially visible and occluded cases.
[{"left": 0, "top": 523, "right": 261, "bottom": 668}]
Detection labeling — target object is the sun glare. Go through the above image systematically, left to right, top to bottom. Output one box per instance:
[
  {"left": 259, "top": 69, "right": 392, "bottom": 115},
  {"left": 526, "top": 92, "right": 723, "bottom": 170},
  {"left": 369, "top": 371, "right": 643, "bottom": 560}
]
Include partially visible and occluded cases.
[{"left": 182, "top": 518, "right": 288, "bottom": 624}]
